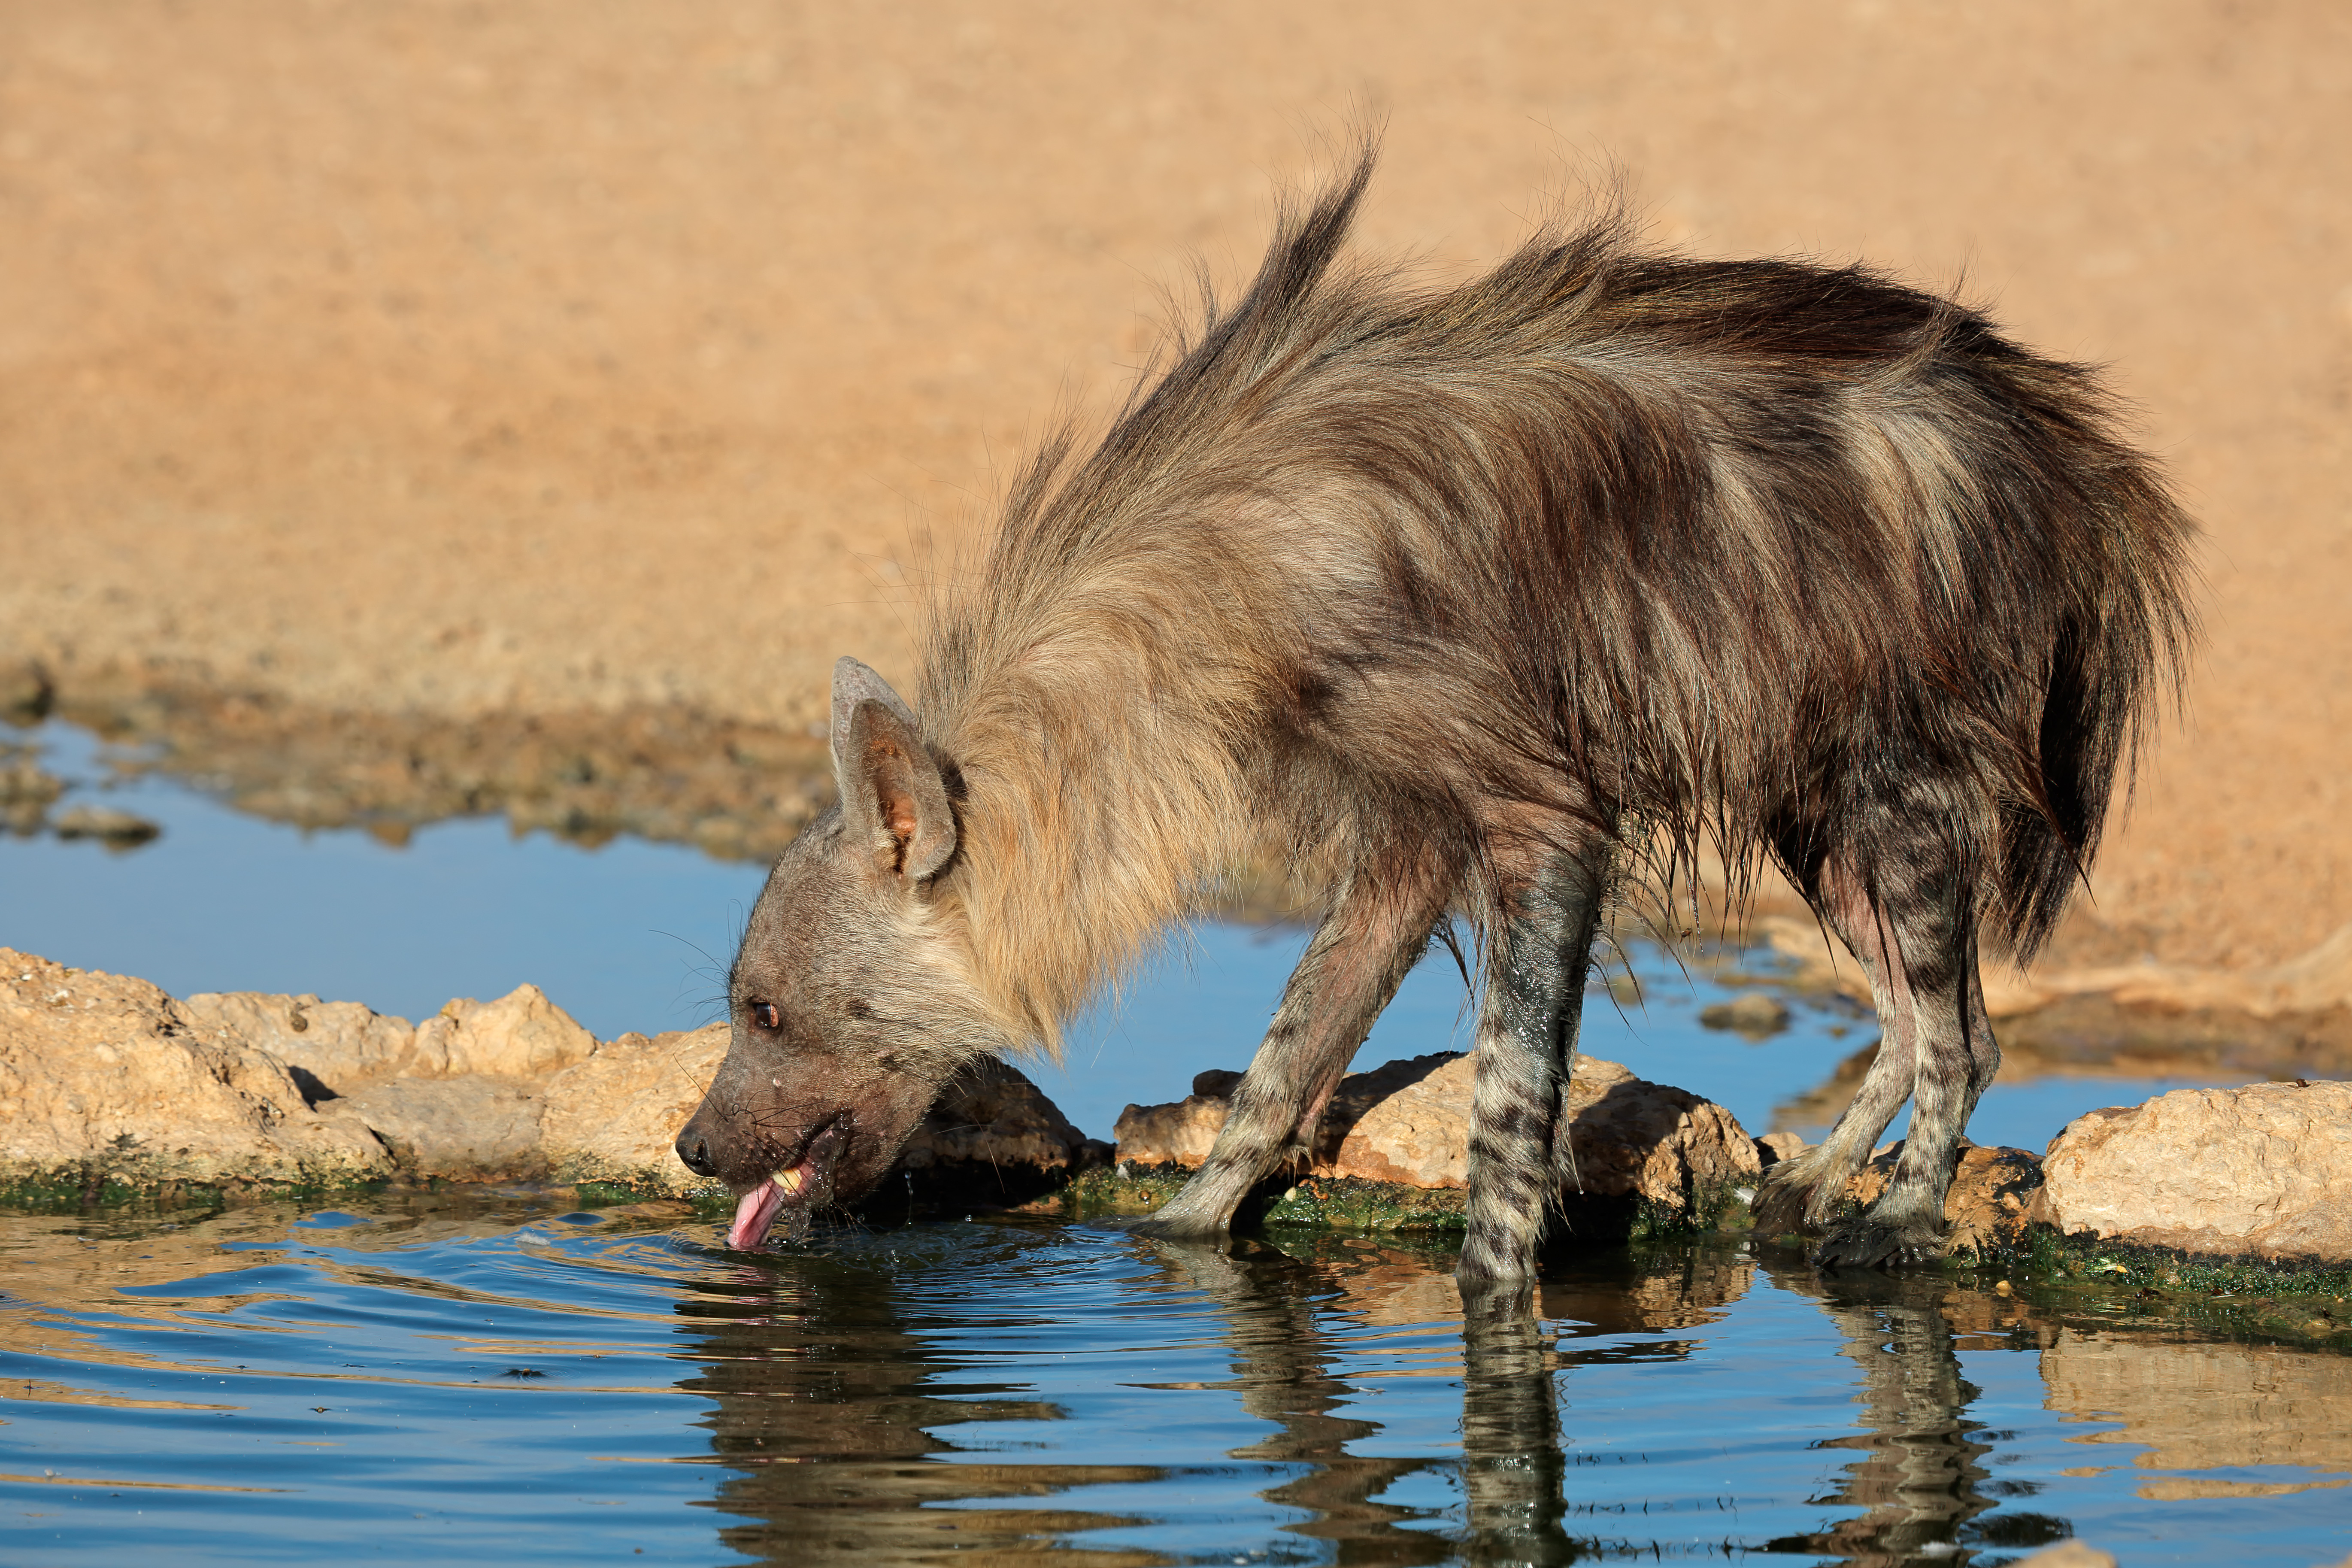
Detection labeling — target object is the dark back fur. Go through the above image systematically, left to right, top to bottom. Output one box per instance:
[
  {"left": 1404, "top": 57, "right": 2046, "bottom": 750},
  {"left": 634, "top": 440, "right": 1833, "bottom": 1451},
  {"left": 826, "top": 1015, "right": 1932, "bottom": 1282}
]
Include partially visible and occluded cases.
[{"left": 920, "top": 152, "right": 2195, "bottom": 1039}]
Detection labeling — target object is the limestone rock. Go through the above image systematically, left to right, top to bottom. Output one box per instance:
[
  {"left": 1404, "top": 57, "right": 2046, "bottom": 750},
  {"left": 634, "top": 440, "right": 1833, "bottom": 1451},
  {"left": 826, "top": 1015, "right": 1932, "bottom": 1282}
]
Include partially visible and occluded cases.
[
  {"left": 0, "top": 948, "right": 391, "bottom": 1188},
  {"left": 2, "top": 948, "right": 1106, "bottom": 1207},
  {"left": 182, "top": 983, "right": 597, "bottom": 1094},
  {"left": 409, "top": 985, "right": 598, "bottom": 1080},
  {"left": 182, "top": 990, "right": 419, "bottom": 1097},
  {"left": 540, "top": 1022, "right": 729, "bottom": 1195},
  {"left": 1114, "top": 1051, "right": 1763, "bottom": 1224},
  {"left": 1322, "top": 1054, "right": 1477, "bottom": 1186},
  {"left": 1543, "top": 1057, "right": 1763, "bottom": 1220},
  {"left": 1112, "top": 1069, "right": 1240, "bottom": 1168},
  {"left": 336, "top": 1076, "right": 550, "bottom": 1181},
  {"left": 2037, "top": 1080, "right": 2352, "bottom": 1261},
  {"left": 1843, "top": 1141, "right": 2047, "bottom": 1253}
]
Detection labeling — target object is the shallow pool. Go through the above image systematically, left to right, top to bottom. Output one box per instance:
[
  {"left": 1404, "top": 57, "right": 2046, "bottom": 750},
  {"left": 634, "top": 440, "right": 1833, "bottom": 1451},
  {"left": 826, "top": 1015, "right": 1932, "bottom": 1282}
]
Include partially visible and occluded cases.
[
  {"left": 6, "top": 718, "right": 2351, "bottom": 1564},
  {"left": 5, "top": 1192, "right": 2349, "bottom": 1565}
]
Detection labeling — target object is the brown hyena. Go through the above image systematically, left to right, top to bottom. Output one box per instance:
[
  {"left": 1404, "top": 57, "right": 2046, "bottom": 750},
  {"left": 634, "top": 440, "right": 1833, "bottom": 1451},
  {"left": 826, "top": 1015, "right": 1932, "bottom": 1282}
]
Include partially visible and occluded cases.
[{"left": 675, "top": 149, "right": 2195, "bottom": 1277}]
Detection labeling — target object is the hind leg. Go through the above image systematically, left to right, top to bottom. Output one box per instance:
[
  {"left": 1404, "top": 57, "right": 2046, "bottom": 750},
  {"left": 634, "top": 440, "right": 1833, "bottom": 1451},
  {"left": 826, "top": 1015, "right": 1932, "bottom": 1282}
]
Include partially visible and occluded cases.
[
  {"left": 1812, "top": 828, "right": 1988, "bottom": 1268},
  {"left": 1458, "top": 835, "right": 1609, "bottom": 1283},
  {"left": 1757, "top": 858, "right": 1921, "bottom": 1234},
  {"left": 1962, "top": 928, "right": 2001, "bottom": 1125}
]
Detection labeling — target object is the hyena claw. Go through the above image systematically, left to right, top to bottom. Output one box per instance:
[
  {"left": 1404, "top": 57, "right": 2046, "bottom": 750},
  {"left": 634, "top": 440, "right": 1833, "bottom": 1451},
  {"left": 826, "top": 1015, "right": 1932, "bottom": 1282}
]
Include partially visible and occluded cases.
[{"left": 1813, "top": 1218, "right": 1947, "bottom": 1271}]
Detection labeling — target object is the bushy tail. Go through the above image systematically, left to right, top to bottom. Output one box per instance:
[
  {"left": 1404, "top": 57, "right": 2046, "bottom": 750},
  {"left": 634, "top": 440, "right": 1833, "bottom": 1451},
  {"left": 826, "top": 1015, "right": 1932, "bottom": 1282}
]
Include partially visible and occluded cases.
[{"left": 1993, "top": 468, "right": 2197, "bottom": 961}]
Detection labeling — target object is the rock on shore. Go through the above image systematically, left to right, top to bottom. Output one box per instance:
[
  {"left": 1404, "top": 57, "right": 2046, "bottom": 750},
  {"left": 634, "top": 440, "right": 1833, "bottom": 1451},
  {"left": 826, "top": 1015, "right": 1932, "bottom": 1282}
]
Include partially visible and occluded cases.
[
  {"left": 11, "top": 943, "right": 2351, "bottom": 1270},
  {"left": 0, "top": 948, "right": 1095, "bottom": 1203},
  {"left": 1, "top": 953, "right": 391, "bottom": 1190},
  {"left": 1114, "top": 1051, "right": 1764, "bottom": 1231},
  {"left": 2037, "top": 1080, "right": 2352, "bottom": 1261}
]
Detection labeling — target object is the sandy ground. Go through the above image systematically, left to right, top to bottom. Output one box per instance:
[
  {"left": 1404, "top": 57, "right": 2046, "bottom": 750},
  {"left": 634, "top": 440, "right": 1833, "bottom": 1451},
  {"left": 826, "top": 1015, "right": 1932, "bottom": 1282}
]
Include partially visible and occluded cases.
[{"left": 1, "top": 1, "right": 2347, "bottom": 975}]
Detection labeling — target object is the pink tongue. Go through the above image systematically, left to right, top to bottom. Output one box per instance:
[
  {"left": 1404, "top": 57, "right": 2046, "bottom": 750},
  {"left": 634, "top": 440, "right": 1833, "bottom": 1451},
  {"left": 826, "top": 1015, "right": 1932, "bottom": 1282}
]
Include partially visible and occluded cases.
[{"left": 727, "top": 1179, "right": 787, "bottom": 1251}]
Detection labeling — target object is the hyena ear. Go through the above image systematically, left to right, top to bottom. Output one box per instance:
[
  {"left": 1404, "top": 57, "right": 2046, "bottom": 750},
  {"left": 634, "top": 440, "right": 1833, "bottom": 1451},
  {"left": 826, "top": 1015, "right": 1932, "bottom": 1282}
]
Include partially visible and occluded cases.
[{"left": 830, "top": 657, "right": 956, "bottom": 881}]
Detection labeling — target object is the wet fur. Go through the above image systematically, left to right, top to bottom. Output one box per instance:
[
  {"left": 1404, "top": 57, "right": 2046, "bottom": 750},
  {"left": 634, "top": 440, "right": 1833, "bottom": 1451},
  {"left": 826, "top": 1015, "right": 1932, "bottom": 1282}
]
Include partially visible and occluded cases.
[{"left": 681, "top": 148, "right": 2196, "bottom": 1274}]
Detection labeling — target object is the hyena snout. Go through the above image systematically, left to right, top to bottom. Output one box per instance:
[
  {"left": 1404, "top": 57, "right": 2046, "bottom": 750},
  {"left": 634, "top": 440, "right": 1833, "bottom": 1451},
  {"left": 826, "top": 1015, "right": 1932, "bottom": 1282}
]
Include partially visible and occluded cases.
[
  {"left": 673, "top": 1098, "right": 742, "bottom": 1181},
  {"left": 673, "top": 1119, "right": 719, "bottom": 1179}
]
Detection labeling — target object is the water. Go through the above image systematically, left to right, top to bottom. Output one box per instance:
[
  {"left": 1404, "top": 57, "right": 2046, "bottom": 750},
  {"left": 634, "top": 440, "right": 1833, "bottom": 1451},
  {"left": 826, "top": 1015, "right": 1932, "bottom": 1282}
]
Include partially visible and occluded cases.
[
  {"left": 6, "top": 717, "right": 2348, "bottom": 1564},
  {"left": 0, "top": 720, "right": 2259, "bottom": 1152},
  {"left": 0, "top": 720, "right": 767, "bottom": 1045},
  {"left": 4, "top": 1193, "right": 2349, "bottom": 1565}
]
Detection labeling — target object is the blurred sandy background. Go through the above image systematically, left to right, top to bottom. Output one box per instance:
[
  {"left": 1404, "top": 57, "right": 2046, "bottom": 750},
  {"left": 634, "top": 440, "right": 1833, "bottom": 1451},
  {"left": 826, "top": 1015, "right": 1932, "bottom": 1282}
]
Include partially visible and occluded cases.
[{"left": 1, "top": 1, "right": 2346, "bottom": 975}]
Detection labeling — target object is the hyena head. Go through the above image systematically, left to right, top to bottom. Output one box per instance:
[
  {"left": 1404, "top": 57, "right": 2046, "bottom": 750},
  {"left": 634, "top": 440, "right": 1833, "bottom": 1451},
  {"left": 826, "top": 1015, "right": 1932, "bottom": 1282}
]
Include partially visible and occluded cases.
[{"left": 674, "top": 657, "right": 1004, "bottom": 1250}]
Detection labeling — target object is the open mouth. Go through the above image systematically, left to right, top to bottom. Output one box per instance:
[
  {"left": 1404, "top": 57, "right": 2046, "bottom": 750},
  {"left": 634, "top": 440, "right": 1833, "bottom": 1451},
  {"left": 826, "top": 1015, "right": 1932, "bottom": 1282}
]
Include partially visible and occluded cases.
[{"left": 726, "top": 1118, "right": 849, "bottom": 1251}]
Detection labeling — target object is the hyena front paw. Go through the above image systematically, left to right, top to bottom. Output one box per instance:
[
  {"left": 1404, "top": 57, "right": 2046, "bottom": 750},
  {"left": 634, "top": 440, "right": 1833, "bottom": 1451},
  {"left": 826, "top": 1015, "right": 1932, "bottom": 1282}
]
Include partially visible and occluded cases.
[
  {"left": 1751, "top": 1160, "right": 1825, "bottom": 1237},
  {"left": 1129, "top": 1183, "right": 1239, "bottom": 1240},
  {"left": 1128, "top": 1211, "right": 1228, "bottom": 1242},
  {"left": 1813, "top": 1216, "right": 1945, "bottom": 1270},
  {"left": 1453, "top": 1229, "right": 1540, "bottom": 1285}
]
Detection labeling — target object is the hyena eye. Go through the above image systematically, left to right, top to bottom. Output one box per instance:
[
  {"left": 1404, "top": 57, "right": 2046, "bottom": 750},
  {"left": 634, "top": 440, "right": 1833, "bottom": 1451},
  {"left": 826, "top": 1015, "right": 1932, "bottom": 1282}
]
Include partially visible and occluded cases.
[{"left": 749, "top": 1001, "right": 781, "bottom": 1031}]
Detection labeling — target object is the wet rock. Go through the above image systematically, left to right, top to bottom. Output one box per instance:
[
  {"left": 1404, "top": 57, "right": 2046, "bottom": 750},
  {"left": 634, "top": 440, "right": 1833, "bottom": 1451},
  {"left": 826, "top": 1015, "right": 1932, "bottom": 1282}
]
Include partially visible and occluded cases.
[
  {"left": 49, "top": 803, "right": 161, "bottom": 846},
  {"left": 0, "top": 948, "right": 392, "bottom": 1189},
  {"left": 1698, "top": 991, "right": 1791, "bottom": 1037},
  {"left": 1115, "top": 1052, "right": 1763, "bottom": 1228},
  {"left": 883, "top": 1058, "right": 1106, "bottom": 1211},
  {"left": 898, "top": 1058, "right": 1094, "bottom": 1173},
  {"left": 1544, "top": 1058, "right": 1763, "bottom": 1225},
  {"left": 2037, "top": 1080, "right": 2352, "bottom": 1262},
  {"left": 1837, "top": 1141, "right": 2047, "bottom": 1254}
]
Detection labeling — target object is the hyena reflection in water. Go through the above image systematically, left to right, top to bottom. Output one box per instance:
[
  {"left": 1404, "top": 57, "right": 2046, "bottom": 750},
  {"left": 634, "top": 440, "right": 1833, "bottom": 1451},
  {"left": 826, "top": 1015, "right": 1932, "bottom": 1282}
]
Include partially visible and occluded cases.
[{"left": 675, "top": 148, "right": 2195, "bottom": 1279}]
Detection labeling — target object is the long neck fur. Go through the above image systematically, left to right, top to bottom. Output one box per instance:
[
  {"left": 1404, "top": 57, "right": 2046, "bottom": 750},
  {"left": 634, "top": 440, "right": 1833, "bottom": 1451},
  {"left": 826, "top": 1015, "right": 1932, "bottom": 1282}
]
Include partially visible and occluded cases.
[{"left": 915, "top": 474, "right": 1297, "bottom": 1052}]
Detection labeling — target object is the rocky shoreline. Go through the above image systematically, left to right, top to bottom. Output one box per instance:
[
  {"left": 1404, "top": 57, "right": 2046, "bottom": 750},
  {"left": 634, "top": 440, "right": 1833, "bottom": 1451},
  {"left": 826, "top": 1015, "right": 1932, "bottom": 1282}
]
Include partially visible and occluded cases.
[{"left": 7, "top": 945, "right": 2349, "bottom": 1300}]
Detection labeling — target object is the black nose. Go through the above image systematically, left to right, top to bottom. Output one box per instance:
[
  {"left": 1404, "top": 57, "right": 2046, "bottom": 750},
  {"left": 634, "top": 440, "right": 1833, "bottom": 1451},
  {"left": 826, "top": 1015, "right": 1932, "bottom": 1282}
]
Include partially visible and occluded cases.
[{"left": 675, "top": 1134, "right": 718, "bottom": 1177}]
